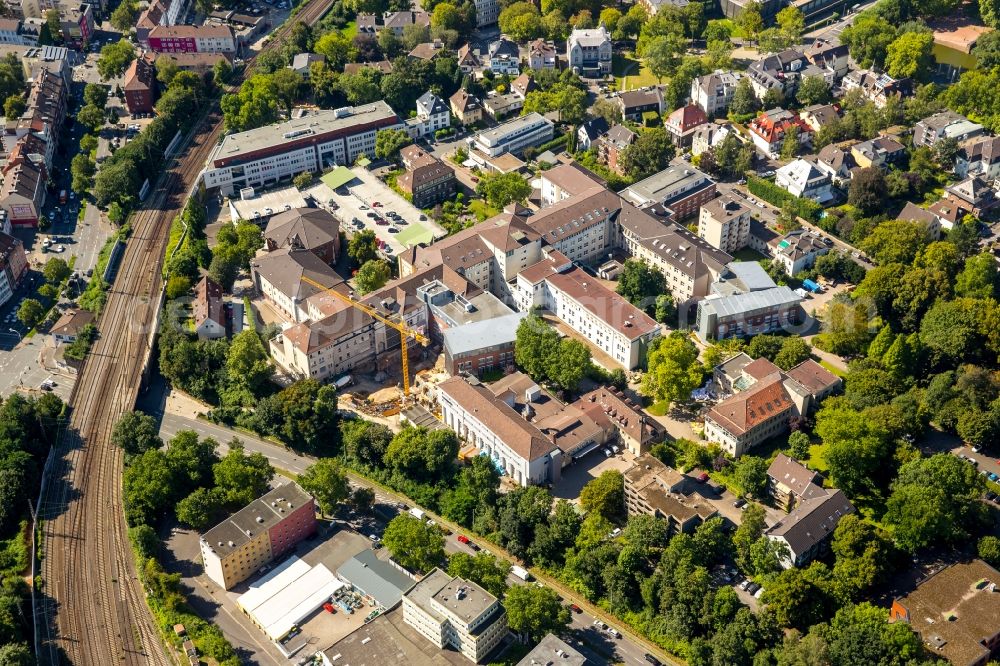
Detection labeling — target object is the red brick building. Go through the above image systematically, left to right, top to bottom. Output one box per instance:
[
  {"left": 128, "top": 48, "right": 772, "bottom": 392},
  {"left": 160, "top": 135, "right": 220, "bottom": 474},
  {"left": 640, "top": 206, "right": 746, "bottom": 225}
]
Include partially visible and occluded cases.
[{"left": 123, "top": 54, "right": 157, "bottom": 115}]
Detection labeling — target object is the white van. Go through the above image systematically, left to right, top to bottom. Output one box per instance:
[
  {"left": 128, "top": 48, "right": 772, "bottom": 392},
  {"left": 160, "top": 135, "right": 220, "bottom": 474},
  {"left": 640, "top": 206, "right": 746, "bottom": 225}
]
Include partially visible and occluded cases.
[
  {"left": 408, "top": 507, "right": 425, "bottom": 520},
  {"left": 510, "top": 566, "right": 532, "bottom": 581}
]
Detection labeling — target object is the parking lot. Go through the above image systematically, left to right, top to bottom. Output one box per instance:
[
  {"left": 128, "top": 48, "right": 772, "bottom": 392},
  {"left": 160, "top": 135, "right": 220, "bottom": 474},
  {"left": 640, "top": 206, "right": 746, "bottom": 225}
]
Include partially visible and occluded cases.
[{"left": 311, "top": 167, "right": 447, "bottom": 259}]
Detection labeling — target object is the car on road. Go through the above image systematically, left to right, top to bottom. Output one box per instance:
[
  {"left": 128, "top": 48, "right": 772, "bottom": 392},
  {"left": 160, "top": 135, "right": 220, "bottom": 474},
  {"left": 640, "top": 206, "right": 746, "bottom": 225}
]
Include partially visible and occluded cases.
[
  {"left": 990, "top": 473, "right": 999, "bottom": 482},
  {"left": 457, "top": 534, "right": 470, "bottom": 544},
  {"left": 468, "top": 541, "right": 480, "bottom": 551},
  {"left": 569, "top": 603, "right": 582, "bottom": 613},
  {"left": 593, "top": 620, "right": 607, "bottom": 630},
  {"left": 607, "top": 627, "right": 621, "bottom": 639},
  {"left": 644, "top": 655, "right": 662, "bottom": 666}
]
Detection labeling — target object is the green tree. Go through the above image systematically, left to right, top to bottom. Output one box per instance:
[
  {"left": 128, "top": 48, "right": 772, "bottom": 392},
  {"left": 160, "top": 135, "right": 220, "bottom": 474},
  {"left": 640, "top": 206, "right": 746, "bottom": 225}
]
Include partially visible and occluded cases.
[
  {"left": 110, "top": 0, "right": 137, "bottom": 32},
  {"left": 736, "top": 0, "right": 764, "bottom": 43},
  {"left": 498, "top": 1, "right": 543, "bottom": 41},
  {"left": 776, "top": 5, "right": 805, "bottom": 41},
  {"left": 841, "top": 13, "right": 897, "bottom": 68},
  {"left": 885, "top": 31, "right": 934, "bottom": 80},
  {"left": 644, "top": 33, "right": 686, "bottom": 81},
  {"left": 97, "top": 40, "right": 136, "bottom": 80},
  {"left": 214, "top": 58, "right": 234, "bottom": 86},
  {"left": 220, "top": 73, "right": 280, "bottom": 132},
  {"left": 796, "top": 75, "right": 831, "bottom": 106},
  {"left": 729, "top": 77, "right": 760, "bottom": 118},
  {"left": 2, "top": 94, "right": 22, "bottom": 119},
  {"left": 76, "top": 104, "right": 106, "bottom": 132},
  {"left": 780, "top": 124, "right": 800, "bottom": 159},
  {"left": 374, "top": 127, "right": 413, "bottom": 161},
  {"left": 619, "top": 127, "right": 675, "bottom": 179},
  {"left": 71, "top": 153, "right": 96, "bottom": 192},
  {"left": 292, "top": 171, "right": 312, "bottom": 190},
  {"left": 475, "top": 171, "right": 532, "bottom": 208},
  {"left": 860, "top": 219, "right": 930, "bottom": 266},
  {"left": 348, "top": 229, "right": 379, "bottom": 266},
  {"left": 955, "top": 253, "right": 997, "bottom": 299},
  {"left": 43, "top": 257, "right": 71, "bottom": 284},
  {"left": 616, "top": 258, "right": 667, "bottom": 312},
  {"left": 355, "top": 259, "right": 392, "bottom": 295},
  {"left": 16, "top": 299, "right": 44, "bottom": 328},
  {"left": 515, "top": 315, "right": 561, "bottom": 381},
  {"left": 226, "top": 329, "right": 271, "bottom": 397},
  {"left": 641, "top": 332, "right": 703, "bottom": 404},
  {"left": 774, "top": 337, "right": 811, "bottom": 370},
  {"left": 548, "top": 338, "right": 590, "bottom": 392},
  {"left": 815, "top": 403, "right": 892, "bottom": 498},
  {"left": 111, "top": 411, "right": 162, "bottom": 458},
  {"left": 385, "top": 425, "right": 459, "bottom": 480},
  {"left": 165, "top": 430, "right": 219, "bottom": 490},
  {"left": 788, "top": 431, "right": 811, "bottom": 459},
  {"left": 212, "top": 444, "right": 274, "bottom": 508},
  {"left": 122, "top": 449, "right": 176, "bottom": 526},
  {"left": 732, "top": 456, "right": 769, "bottom": 499},
  {"left": 297, "top": 459, "right": 351, "bottom": 515},
  {"left": 580, "top": 470, "right": 625, "bottom": 523},
  {"left": 352, "top": 486, "right": 375, "bottom": 513},
  {"left": 175, "top": 487, "right": 225, "bottom": 530},
  {"left": 733, "top": 503, "right": 766, "bottom": 573},
  {"left": 831, "top": 513, "right": 896, "bottom": 600},
  {"left": 382, "top": 514, "right": 445, "bottom": 572},
  {"left": 978, "top": 535, "right": 1000, "bottom": 567},
  {"left": 447, "top": 552, "right": 510, "bottom": 597},
  {"left": 761, "top": 562, "right": 837, "bottom": 630},
  {"left": 504, "top": 584, "right": 571, "bottom": 642},
  {"left": 0, "top": 643, "right": 34, "bottom": 665}
]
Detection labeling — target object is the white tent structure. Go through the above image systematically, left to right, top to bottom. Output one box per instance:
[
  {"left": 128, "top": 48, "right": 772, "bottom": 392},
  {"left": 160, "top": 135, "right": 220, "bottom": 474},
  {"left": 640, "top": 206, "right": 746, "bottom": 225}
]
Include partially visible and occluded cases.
[{"left": 238, "top": 556, "right": 345, "bottom": 641}]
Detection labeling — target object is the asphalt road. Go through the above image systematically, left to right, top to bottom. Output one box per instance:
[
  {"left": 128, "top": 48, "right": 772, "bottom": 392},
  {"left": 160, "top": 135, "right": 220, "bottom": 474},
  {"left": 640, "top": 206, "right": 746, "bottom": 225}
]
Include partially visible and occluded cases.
[{"left": 149, "top": 407, "right": 673, "bottom": 666}]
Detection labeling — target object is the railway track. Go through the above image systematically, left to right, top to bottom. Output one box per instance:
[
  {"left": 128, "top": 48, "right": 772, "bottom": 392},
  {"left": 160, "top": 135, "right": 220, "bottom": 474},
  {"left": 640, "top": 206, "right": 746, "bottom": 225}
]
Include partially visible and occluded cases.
[{"left": 37, "top": 2, "right": 334, "bottom": 663}]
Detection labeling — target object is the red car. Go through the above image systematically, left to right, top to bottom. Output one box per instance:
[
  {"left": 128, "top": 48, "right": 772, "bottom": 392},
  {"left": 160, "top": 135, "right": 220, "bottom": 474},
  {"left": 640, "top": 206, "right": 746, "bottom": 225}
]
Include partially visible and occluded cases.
[
  {"left": 372, "top": 201, "right": 381, "bottom": 207},
  {"left": 696, "top": 472, "right": 710, "bottom": 483},
  {"left": 457, "top": 535, "right": 470, "bottom": 544},
  {"left": 323, "top": 602, "right": 336, "bottom": 614},
  {"left": 569, "top": 604, "right": 582, "bottom": 614}
]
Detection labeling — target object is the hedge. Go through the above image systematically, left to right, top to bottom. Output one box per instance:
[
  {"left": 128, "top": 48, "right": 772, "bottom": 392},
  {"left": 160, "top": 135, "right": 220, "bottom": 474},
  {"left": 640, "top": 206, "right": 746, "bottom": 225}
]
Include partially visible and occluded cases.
[{"left": 746, "top": 175, "right": 822, "bottom": 222}]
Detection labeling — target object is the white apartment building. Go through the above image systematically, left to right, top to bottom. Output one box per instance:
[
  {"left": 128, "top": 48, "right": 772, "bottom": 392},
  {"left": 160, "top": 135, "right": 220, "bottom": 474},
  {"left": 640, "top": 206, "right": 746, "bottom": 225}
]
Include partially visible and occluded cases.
[
  {"left": 474, "top": 0, "right": 500, "bottom": 26},
  {"left": 0, "top": 19, "right": 35, "bottom": 45},
  {"left": 566, "top": 25, "right": 612, "bottom": 76},
  {"left": 690, "top": 71, "right": 743, "bottom": 117},
  {"left": 405, "top": 91, "right": 451, "bottom": 139},
  {"left": 203, "top": 103, "right": 402, "bottom": 195},
  {"left": 469, "top": 112, "right": 554, "bottom": 158},
  {"left": 775, "top": 159, "right": 834, "bottom": 203},
  {"left": 528, "top": 187, "right": 621, "bottom": 264},
  {"left": 698, "top": 195, "right": 750, "bottom": 254},
  {"left": 515, "top": 254, "right": 660, "bottom": 369},
  {"left": 403, "top": 569, "right": 508, "bottom": 663}
]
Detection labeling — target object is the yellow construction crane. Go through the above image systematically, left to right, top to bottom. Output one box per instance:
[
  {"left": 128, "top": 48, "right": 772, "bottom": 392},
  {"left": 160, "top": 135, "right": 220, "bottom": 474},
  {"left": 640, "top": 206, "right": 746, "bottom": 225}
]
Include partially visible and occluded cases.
[{"left": 299, "top": 275, "right": 430, "bottom": 397}]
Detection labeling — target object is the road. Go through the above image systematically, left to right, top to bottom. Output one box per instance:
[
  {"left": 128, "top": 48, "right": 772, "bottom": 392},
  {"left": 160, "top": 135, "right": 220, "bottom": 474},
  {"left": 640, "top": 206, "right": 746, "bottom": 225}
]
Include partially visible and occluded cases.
[
  {"left": 803, "top": 0, "right": 878, "bottom": 42},
  {"left": 147, "top": 405, "right": 675, "bottom": 666}
]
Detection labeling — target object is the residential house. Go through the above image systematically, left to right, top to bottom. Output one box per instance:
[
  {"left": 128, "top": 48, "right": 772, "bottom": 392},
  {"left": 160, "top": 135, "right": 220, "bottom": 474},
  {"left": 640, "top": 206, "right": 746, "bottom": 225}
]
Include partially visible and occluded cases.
[
  {"left": 382, "top": 10, "right": 430, "bottom": 37},
  {"left": 0, "top": 18, "right": 36, "bottom": 45},
  {"left": 147, "top": 24, "right": 237, "bottom": 53},
  {"left": 566, "top": 25, "right": 612, "bottom": 76},
  {"left": 487, "top": 36, "right": 519, "bottom": 75},
  {"left": 803, "top": 38, "right": 849, "bottom": 80},
  {"left": 527, "top": 39, "right": 557, "bottom": 70},
  {"left": 408, "top": 40, "right": 446, "bottom": 61},
  {"left": 457, "top": 43, "right": 481, "bottom": 73},
  {"left": 746, "top": 49, "right": 811, "bottom": 100},
  {"left": 288, "top": 52, "right": 324, "bottom": 75},
  {"left": 122, "top": 53, "right": 157, "bottom": 115},
  {"left": 342, "top": 59, "right": 392, "bottom": 76},
  {"left": 842, "top": 69, "right": 913, "bottom": 109},
  {"left": 690, "top": 70, "right": 743, "bottom": 117},
  {"left": 510, "top": 73, "right": 538, "bottom": 99},
  {"left": 617, "top": 88, "right": 664, "bottom": 123},
  {"left": 450, "top": 89, "right": 483, "bottom": 125},
  {"left": 405, "top": 91, "right": 450, "bottom": 139},
  {"left": 482, "top": 92, "right": 523, "bottom": 120},
  {"left": 799, "top": 103, "right": 839, "bottom": 133},
  {"left": 665, "top": 104, "right": 708, "bottom": 149},
  {"left": 747, "top": 108, "right": 813, "bottom": 158},
  {"left": 913, "top": 110, "right": 984, "bottom": 148},
  {"left": 577, "top": 116, "right": 609, "bottom": 151},
  {"left": 690, "top": 121, "right": 738, "bottom": 157},
  {"left": 596, "top": 124, "right": 636, "bottom": 176},
  {"left": 956, "top": 135, "right": 1000, "bottom": 181},
  {"left": 850, "top": 136, "right": 906, "bottom": 169},
  {"left": 815, "top": 144, "right": 855, "bottom": 187},
  {"left": 397, "top": 145, "right": 456, "bottom": 208},
  {"left": 0, "top": 151, "right": 45, "bottom": 227},
  {"left": 775, "top": 158, "right": 834, "bottom": 203},
  {"left": 945, "top": 175, "right": 998, "bottom": 218},
  {"left": 698, "top": 195, "right": 751, "bottom": 254},
  {"left": 929, "top": 198, "right": 969, "bottom": 232},
  {"left": 897, "top": 201, "right": 943, "bottom": 240},
  {"left": 263, "top": 207, "right": 339, "bottom": 264},
  {"left": 749, "top": 218, "right": 779, "bottom": 254},
  {"left": 769, "top": 229, "right": 831, "bottom": 275},
  {"left": 0, "top": 231, "right": 26, "bottom": 308},
  {"left": 695, "top": 262, "right": 803, "bottom": 341},
  {"left": 193, "top": 276, "right": 226, "bottom": 340},
  {"left": 50, "top": 309, "right": 94, "bottom": 344},
  {"left": 704, "top": 355, "right": 841, "bottom": 456},
  {"left": 578, "top": 387, "right": 665, "bottom": 456},
  {"left": 766, "top": 453, "right": 822, "bottom": 511},
  {"left": 624, "top": 454, "right": 718, "bottom": 534},
  {"left": 199, "top": 482, "right": 317, "bottom": 590},
  {"left": 767, "top": 487, "right": 855, "bottom": 568},
  {"left": 889, "top": 560, "right": 1000, "bottom": 666},
  {"left": 402, "top": 569, "right": 508, "bottom": 663},
  {"left": 516, "top": 635, "right": 586, "bottom": 666}
]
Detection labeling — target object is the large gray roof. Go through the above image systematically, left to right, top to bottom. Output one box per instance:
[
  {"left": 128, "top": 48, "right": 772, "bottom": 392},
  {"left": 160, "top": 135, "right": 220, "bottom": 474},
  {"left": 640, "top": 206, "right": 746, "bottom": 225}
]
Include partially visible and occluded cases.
[
  {"left": 699, "top": 285, "right": 802, "bottom": 319},
  {"left": 442, "top": 311, "right": 527, "bottom": 357},
  {"left": 336, "top": 549, "right": 416, "bottom": 609}
]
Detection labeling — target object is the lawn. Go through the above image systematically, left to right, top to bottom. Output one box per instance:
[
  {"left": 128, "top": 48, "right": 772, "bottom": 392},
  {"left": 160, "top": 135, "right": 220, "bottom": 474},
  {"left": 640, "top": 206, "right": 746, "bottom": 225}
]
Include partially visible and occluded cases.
[
  {"left": 340, "top": 20, "right": 357, "bottom": 39},
  {"left": 612, "top": 52, "right": 660, "bottom": 91},
  {"left": 468, "top": 199, "right": 498, "bottom": 221},
  {"left": 733, "top": 248, "right": 768, "bottom": 262},
  {"left": 818, "top": 359, "right": 847, "bottom": 378},
  {"left": 647, "top": 399, "right": 670, "bottom": 416}
]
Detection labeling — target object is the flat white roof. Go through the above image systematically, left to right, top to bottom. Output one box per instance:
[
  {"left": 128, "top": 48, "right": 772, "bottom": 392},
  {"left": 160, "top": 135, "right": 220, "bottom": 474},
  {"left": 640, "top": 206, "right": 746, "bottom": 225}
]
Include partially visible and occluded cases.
[{"left": 237, "top": 556, "right": 346, "bottom": 641}]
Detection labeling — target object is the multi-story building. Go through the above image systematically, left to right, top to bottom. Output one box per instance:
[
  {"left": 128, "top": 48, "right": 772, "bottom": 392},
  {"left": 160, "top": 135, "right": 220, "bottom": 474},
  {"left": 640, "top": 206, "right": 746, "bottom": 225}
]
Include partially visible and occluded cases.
[
  {"left": 474, "top": 0, "right": 500, "bottom": 26},
  {"left": 717, "top": 0, "right": 781, "bottom": 20},
  {"left": 56, "top": 3, "right": 94, "bottom": 48},
  {"left": 381, "top": 10, "right": 430, "bottom": 36},
  {"left": 0, "top": 18, "right": 36, "bottom": 45},
  {"left": 147, "top": 24, "right": 237, "bottom": 53},
  {"left": 566, "top": 25, "right": 612, "bottom": 76},
  {"left": 487, "top": 36, "right": 519, "bottom": 75},
  {"left": 527, "top": 38, "right": 557, "bottom": 70},
  {"left": 803, "top": 38, "right": 849, "bottom": 80},
  {"left": 746, "top": 49, "right": 811, "bottom": 100},
  {"left": 122, "top": 53, "right": 157, "bottom": 115},
  {"left": 842, "top": 69, "right": 912, "bottom": 109},
  {"left": 690, "top": 71, "right": 743, "bottom": 117},
  {"left": 617, "top": 88, "right": 664, "bottom": 123},
  {"left": 450, "top": 89, "right": 483, "bottom": 126},
  {"left": 405, "top": 91, "right": 450, "bottom": 139},
  {"left": 481, "top": 92, "right": 523, "bottom": 120},
  {"left": 203, "top": 103, "right": 402, "bottom": 195},
  {"left": 798, "top": 103, "right": 840, "bottom": 133},
  {"left": 665, "top": 104, "right": 708, "bottom": 148},
  {"left": 747, "top": 108, "right": 813, "bottom": 158},
  {"left": 913, "top": 110, "right": 984, "bottom": 147},
  {"left": 468, "top": 112, "right": 553, "bottom": 159},
  {"left": 577, "top": 117, "right": 609, "bottom": 151},
  {"left": 691, "top": 121, "right": 738, "bottom": 157},
  {"left": 596, "top": 124, "right": 636, "bottom": 176},
  {"left": 956, "top": 135, "right": 1000, "bottom": 181},
  {"left": 850, "top": 136, "right": 906, "bottom": 169},
  {"left": 814, "top": 144, "right": 855, "bottom": 187},
  {"left": 398, "top": 145, "right": 456, "bottom": 208},
  {"left": 0, "top": 151, "right": 46, "bottom": 227},
  {"left": 775, "top": 158, "right": 834, "bottom": 203},
  {"left": 537, "top": 161, "right": 606, "bottom": 206},
  {"left": 619, "top": 164, "right": 717, "bottom": 220},
  {"left": 527, "top": 187, "right": 621, "bottom": 264},
  {"left": 698, "top": 195, "right": 750, "bottom": 254},
  {"left": 617, "top": 204, "right": 732, "bottom": 306},
  {"left": 263, "top": 207, "right": 341, "bottom": 266},
  {"left": 769, "top": 229, "right": 830, "bottom": 276},
  {"left": 0, "top": 231, "right": 27, "bottom": 308},
  {"left": 251, "top": 247, "right": 345, "bottom": 323},
  {"left": 514, "top": 253, "right": 661, "bottom": 370},
  {"left": 695, "top": 261, "right": 803, "bottom": 341},
  {"left": 193, "top": 275, "right": 226, "bottom": 340},
  {"left": 442, "top": 311, "right": 525, "bottom": 377},
  {"left": 766, "top": 453, "right": 822, "bottom": 511},
  {"left": 625, "top": 454, "right": 718, "bottom": 534},
  {"left": 199, "top": 482, "right": 317, "bottom": 590},
  {"left": 766, "top": 487, "right": 854, "bottom": 568},
  {"left": 889, "top": 560, "right": 1000, "bottom": 666},
  {"left": 403, "top": 569, "right": 508, "bottom": 663},
  {"left": 516, "top": 635, "right": 586, "bottom": 666}
]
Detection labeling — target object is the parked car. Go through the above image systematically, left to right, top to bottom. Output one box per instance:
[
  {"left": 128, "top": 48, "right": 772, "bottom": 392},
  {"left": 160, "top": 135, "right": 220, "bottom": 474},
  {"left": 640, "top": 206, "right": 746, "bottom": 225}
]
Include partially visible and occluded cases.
[
  {"left": 602, "top": 448, "right": 612, "bottom": 458},
  {"left": 696, "top": 472, "right": 710, "bottom": 483},
  {"left": 733, "top": 498, "right": 747, "bottom": 508},
  {"left": 457, "top": 534, "right": 470, "bottom": 544},
  {"left": 738, "top": 580, "right": 750, "bottom": 591},
  {"left": 746, "top": 582, "right": 761, "bottom": 595},
  {"left": 569, "top": 604, "right": 582, "bottom": 613},
  {"left": 644, "top": 655, "right": 662, "bottom": 666}
]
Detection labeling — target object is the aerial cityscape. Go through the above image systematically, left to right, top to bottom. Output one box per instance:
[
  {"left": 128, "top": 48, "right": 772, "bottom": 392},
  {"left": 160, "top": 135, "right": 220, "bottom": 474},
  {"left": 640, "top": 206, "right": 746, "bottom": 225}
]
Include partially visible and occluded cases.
[{"left": 0, "top": 0, "right": 996, "bottom": 662}]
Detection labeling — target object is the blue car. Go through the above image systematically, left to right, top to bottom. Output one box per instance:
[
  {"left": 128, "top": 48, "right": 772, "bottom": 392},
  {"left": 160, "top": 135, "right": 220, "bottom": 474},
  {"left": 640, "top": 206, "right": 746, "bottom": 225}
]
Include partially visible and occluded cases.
[{"left": 989, "top": 473, "right": 998, "bottom": 482}]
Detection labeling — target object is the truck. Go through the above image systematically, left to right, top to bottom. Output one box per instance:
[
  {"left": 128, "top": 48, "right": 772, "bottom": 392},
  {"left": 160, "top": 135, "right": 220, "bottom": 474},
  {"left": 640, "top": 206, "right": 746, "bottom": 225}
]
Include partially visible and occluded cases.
[
  {"left": 802, "top": 279, "right": 823, "bottom": 293},
  {"left": 334, "top": 374, "right": 354, "bottom": 390},
  {"left": 408, "top": 507, "right": 425, "bottom": 520},
  {"left": 510, "top": 566, "right": 532, "bottom": 582}
]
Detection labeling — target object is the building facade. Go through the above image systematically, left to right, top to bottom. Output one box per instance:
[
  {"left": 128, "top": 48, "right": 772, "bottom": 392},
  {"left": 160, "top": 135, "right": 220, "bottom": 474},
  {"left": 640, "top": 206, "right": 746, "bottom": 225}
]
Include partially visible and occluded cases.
[
  {"left": 147, "top": 24, "right": 237, "bottom": 53},
  {"left": 566, "top": 25, "right": 612, "bottom": 76},
  {"left": 469, "top": 112, "right": 554, "bottom": 159},
  {"left": 698, "top": 195, "right": 750, "bottom": 254}
]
